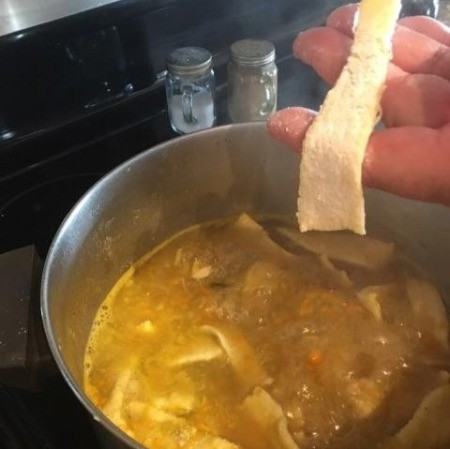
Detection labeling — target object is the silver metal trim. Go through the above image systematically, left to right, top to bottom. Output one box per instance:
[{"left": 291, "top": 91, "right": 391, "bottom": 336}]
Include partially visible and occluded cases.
[{"left": 0, "top": 0, "right": 122, "bottom": 37}]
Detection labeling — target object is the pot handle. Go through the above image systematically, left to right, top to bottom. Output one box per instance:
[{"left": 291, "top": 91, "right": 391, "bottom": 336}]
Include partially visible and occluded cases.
[
  {"left": 259, "top": 74, "right": 277, "bottom": 117},
  {"left": 181, "top": 89, "right": 198, "bottom": 125}
]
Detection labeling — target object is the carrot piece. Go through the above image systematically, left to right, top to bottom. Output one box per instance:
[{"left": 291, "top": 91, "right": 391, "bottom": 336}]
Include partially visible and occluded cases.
[{"left": 307, "top": 349, "right": 324, "bottom": 365}]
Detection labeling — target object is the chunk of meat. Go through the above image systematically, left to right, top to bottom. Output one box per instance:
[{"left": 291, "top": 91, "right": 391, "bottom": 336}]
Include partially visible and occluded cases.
[
  {"left": 191, "top": 260, "right": 212, "bottom": 280},
  {"left": 136, "top": 320, "right": 155, "bottom": 334},
  {"left": 347, "top": 378, "right": 384, "bottom": 418}
]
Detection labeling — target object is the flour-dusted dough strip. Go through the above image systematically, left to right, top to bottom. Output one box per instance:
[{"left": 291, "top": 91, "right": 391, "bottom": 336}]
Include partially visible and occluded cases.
[{"left": 297, "top": 0, "right": 402, "bottom": 235}]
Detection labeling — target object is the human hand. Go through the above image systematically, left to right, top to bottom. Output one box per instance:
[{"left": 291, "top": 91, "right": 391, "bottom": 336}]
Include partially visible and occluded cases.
[{"left": 267, "top": 4, "right": 450, "bottom": 206}]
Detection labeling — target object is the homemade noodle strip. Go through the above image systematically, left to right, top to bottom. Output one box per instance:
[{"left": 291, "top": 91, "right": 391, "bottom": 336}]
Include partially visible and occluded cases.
[
  {"left": 297, "top": 0, "right": 401, "bottom": 234},
  {"left": 392, "top": 385, "right": 450, "bottom": 449}
]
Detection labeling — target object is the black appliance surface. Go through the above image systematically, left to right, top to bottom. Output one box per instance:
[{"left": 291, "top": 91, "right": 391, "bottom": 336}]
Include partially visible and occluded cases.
[
  {"left": 0, "top": 0, "right": 443, "bottom": 448},
  {"left": 0, "top": 6, "right": 331, "bottom": 447}
]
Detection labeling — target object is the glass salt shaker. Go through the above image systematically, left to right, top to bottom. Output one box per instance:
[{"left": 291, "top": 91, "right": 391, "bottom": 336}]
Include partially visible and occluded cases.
[
  {"left": 228, "top": 39, "right": 278, "bottom": 123},
  {"left": 165, "top": 47, "right": 216, "bottom": 134}
]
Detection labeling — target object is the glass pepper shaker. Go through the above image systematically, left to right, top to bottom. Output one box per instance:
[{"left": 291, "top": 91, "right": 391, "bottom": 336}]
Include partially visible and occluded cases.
[
  {"left": 227, "top": 39, "right": 278, "bottom": 123},
  {"left": 165, "top": 47, "right": 216, "bottom": 134}
]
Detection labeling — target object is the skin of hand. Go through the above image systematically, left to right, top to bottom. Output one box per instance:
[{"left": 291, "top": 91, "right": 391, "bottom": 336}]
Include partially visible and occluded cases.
[{"left": 267, "top": 3, "right": 450, "bottom": 207}]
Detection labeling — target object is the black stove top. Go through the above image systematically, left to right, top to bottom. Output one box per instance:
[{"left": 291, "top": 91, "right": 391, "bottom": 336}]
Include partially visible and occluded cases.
[
  {"left": 0, "top": 52, "right": 327, "bottom": 256},
  {"left": 0, "top": 82, "right": 177, "bottom": 448},
  {"left": 0, "top": 380, "right": 97, "bottom": 449}
]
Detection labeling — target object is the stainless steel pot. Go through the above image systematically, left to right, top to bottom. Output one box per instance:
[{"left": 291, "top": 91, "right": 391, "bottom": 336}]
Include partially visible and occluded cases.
[{"left": 41, "top": 122, "right": 450, "bottom": 449}]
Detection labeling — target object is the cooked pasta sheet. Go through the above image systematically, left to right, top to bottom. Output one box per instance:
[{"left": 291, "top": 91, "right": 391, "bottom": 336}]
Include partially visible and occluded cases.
[{"left": 84, "top": 214, "right": 450, "bottom": 449}]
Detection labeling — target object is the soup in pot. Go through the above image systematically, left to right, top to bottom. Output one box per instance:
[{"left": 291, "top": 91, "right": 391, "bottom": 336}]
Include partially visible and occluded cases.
[{"left": 84, "top": 214, "right": 450, "bottom": 449}]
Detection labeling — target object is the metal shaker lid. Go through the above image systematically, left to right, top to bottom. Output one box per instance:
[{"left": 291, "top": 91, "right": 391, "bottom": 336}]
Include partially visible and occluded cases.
[
  {"left": 230, "top": 39, "right": 276, "bottom": 66},
  {"left": 166, "top": 47, "right": 212, "bottom": 76}
]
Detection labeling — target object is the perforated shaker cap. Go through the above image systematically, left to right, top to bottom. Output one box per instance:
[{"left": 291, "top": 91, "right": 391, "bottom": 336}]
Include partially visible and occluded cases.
[
  {"left": 230, "top": 39, "right": 276, "bottom": 66},
  {"left": 166, "top": 47, "right": 212, "bottom": 76}
]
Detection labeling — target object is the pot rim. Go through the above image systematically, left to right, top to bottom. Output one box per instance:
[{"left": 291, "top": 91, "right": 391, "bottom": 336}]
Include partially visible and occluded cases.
[{"left": 40, "top": 122, "right": 267, "bottom": 448}]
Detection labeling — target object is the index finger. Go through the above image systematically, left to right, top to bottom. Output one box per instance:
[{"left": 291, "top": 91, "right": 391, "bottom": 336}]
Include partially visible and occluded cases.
[
  {"left": 327, "top": 3, "right": 450, "bottom": 45},
  {"left": 327, "top": 4, "right": 450, "bottom": 80},
  {"left": 399, "top": 16, "right": 450, "bottom": 46},
  {"left": 267, "top": 109, "right": 450, "bottom": 207}
]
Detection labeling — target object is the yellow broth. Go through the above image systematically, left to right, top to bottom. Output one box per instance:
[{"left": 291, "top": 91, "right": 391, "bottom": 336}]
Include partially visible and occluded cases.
[{"left": 84, "top": 214, "right": 450, "bottom": 449}]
